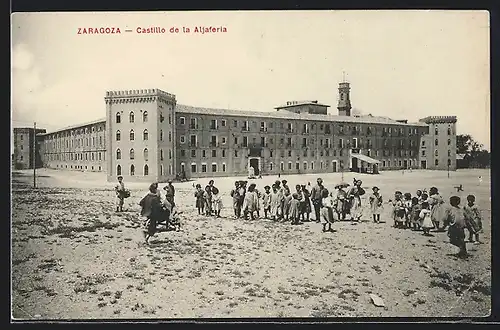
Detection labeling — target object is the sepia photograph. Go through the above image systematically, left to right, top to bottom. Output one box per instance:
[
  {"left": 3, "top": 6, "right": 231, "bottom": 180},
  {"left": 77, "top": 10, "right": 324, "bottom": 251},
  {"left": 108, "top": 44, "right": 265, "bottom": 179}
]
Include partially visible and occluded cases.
[{"left": 11, "top": 10, "right": 491, "bottom": 319}]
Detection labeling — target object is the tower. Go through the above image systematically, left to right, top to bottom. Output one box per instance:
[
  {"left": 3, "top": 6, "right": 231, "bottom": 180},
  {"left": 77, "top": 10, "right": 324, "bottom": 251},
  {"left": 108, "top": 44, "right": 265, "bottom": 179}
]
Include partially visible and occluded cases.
[{"left": 337, "top": 80, "right": 352, "bottom": 116}]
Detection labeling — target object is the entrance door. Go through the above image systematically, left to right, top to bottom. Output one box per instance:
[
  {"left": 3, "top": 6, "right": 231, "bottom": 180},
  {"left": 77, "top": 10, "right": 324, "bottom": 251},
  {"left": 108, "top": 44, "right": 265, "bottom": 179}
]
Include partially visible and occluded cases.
[
  {"left": 351, "top": 157, "right": 358, "bottom": 172},
  {"left": 250, "top": 158, "right": 260, "bottom": 175},
  {"left": 403, "top": 160, "right": 408, "bottom": 169},
  {"left": 421, "top": 160, "right": 427, "bottom": 169},
  {"left": 332, "top": 161, "right": 338, "bottom": 172}
]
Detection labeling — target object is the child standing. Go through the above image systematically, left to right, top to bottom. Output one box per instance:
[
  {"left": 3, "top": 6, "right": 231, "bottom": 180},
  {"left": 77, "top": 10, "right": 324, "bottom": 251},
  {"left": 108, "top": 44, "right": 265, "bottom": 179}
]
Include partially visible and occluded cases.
[
  {"left": 230, "top": 181, "right": 241, "bottom": 218},
  {"left": 243, "top": 183, "right": 259, "bottom": 220},
  {"left": 194, "top": 184, "right": 205, "bottom": 215},
  {"left": 203, "top": 185, "right": 212, "bottom": 216},
  {"left": 262, "top": 185, "right": 272, "bottom": 219},
  {"left": 270, "top": 185, "right": 281, "bottom": 221},
  {"left": 301, "top": 185, "right": 312, "bottom": 222},
  {"left": 211, "top": 186, "right": 223, "bottom": 218},
  {"left": 369, "top": 186, "right": 383, "bottom": 223},
  {"left": 282, "top": 188, "right": 293, "bottom": 222},
  {"left": 320, "top": 189, "right": 335, "bottom": 232},
  {"left": 392, "top": 191, "right": 405, "bottom": 228},
  {"left": 289, "top": 193, "right": 301, "bottom": 225},
  {"left": 403, "top": 193, "right": 412, "bottom": 229},
  {"left": 463, "top": 194, "right": 483, "bottom": 244},
  {"left": 444, "top": 196, "right": 468, "bottom": 258},
  {"left": 410, "top": 197, "right": 422, "bottom": 231},
  {"left": 419, "top": 201, "right": 434, "bottom": 236}
]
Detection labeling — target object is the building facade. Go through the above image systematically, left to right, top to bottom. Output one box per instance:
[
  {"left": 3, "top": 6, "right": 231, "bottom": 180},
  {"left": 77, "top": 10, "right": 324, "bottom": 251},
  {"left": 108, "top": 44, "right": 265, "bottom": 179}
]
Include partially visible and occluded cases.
[
  {"left": 23, "top": 81, "right": 457, "bottom": 182},
  {"left": 418, "top": 116, "right": 458, "bottom": 171},
  {"left": 12, "top": 127, "right": 46, "bottom": 170}
]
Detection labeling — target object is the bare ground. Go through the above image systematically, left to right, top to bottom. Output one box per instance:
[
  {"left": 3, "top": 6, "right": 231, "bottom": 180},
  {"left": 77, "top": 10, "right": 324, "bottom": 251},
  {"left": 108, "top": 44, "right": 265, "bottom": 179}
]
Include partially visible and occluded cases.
[{"left": 11, "top": 169, "right": 491, "bottom": 319}]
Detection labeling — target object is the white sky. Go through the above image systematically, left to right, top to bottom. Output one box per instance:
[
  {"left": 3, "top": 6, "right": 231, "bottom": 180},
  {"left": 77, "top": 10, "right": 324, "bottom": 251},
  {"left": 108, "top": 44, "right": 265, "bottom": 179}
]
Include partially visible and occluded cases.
[{"left": 11, "top": 11, "right": 490, "bottom": 150}]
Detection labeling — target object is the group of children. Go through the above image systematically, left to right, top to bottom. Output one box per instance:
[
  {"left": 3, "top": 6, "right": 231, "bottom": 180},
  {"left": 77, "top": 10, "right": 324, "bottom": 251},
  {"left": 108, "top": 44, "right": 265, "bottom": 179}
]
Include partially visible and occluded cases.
[
  {"left": 194, "top": 180, "right": 224, "bottom": 218},
  {"left": 386, "top": 187, "right": 483, "bottom": 258}
]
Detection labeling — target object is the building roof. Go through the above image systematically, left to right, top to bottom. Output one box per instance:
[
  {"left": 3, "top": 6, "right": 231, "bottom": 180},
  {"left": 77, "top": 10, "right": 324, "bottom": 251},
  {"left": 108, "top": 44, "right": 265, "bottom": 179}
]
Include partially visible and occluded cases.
[
  {"left": 275, "top": 100, "right": 330, "bottom": 109},
  {"left": 176, "top": 104, "right": 428, "bottom": 127},
  {"left": 419, "top": 116, "right": 457, "bottom": 124},
  {"left": 39, "top": 118, "right": 106, "bottom": 136}
]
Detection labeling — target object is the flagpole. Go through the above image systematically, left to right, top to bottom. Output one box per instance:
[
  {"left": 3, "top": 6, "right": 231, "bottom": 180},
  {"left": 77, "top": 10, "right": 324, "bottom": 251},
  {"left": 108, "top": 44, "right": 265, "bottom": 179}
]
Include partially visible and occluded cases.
[{"left": 33, "top": 122, "right": 37, "bottom": 189}]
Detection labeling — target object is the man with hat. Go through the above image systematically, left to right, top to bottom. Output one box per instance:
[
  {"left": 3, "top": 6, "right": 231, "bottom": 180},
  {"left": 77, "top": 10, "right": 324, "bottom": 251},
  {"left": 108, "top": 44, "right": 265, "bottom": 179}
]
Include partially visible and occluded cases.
[{"left": 369, "top": 186, "right": 383, "bottom": 223}]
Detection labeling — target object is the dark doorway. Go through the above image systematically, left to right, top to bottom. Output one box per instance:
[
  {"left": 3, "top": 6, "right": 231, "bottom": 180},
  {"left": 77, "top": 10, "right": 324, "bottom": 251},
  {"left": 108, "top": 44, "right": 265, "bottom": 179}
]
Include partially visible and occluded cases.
[
  {"left": 351, "top": 157, "right": 358, "bottom": 172},
  {"left": 250, "top": 158, "right": 260, "bottom": 176},
  {"left": 403, "top": 160, "right": 408, "bottom": 169},
  {"left": 421, "top": 160, "right": 427, "bottom": 169},
  {"left": 332, "top": 161, "right": 338, "bottom": 172}
]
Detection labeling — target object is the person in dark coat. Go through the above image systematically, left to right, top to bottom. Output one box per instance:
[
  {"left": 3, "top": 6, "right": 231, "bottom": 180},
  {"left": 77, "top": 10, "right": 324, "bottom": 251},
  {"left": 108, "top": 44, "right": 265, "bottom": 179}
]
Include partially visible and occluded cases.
[{"left": 139, "top": 183, "right": 164, "bottom": 244}]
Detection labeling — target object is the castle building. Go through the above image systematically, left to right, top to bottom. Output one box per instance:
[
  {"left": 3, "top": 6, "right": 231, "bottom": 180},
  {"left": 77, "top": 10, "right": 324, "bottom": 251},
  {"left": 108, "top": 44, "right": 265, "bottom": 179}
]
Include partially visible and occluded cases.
[{"left": 16, "top": 81, "right": 458, "bottom": 182}]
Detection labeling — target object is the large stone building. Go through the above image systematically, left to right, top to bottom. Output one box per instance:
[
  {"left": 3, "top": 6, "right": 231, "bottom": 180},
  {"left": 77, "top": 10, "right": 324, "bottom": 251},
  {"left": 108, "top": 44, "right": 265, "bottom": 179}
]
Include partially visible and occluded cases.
[
  {"left": 15, "top": 82, "right": 458, "bottom": 181},
  {"left": 12, "top": 127, "right": 46, "bottom": 170}
]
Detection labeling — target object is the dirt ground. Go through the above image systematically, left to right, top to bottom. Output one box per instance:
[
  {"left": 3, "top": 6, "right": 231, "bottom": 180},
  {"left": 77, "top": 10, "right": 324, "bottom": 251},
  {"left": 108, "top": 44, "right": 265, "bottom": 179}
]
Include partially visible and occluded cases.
[{"left": 11, "top": 168, "right": 491, "bottom": 319}]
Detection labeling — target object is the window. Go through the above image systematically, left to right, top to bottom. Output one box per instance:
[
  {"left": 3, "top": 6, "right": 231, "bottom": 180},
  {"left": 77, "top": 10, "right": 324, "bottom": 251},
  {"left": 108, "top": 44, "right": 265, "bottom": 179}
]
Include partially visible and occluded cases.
[
  {"left": 143, "top": 111, "right": 148, "bottom": 122},
  {"left": 129, "top": 112, "right": 135, "bottom": 123},
  {"left": 116, "top": 113, "right": 121, "bottom": 123},
  {"left": 180, "top": 117, "right": 186, "bottom": 125},
  {"left": 190, "top": 118, "right": 197, "bottom": 129},
  {"left": 210, "top": 119, "right": 218, "bottom": 130},
  {"left": 221, "top": 120, "right": 227, "bottom": 127},
  {"left": 233, "top": 120, "right": 238, "bottom": 128},
  {"left": 435, "top": 127, "right": 438, "bottom": 135},
  {"left": 448, "top": 128, "right": 452, "bottom": 135},
  {"left": 130, "top": 129, "right": 135, "bottom": 141},
  {"left": 143, "top": 129, "right": 148, "bottom": 141},
  {"left": 116, "top": 130, "right": 121, "bottom": 141},
  {"left": 160, "top": 130, "right": 163, "bottom": 141},
  {"left": 169, "top": 132, "right": 172, "bottom": 142},
  {"left": 20, "top": 135, "right": 23, "bottom": 141},
  {"left": 190, "top": 135, "right": 197, "bottom": 147},
  {"left": 180, "top": 136, "right": 186, "bottom": 144},
  {"left": 222, "top": 137, "right": 227, "bottom": 144},
  {"left": 434, "top": 139, "right": 438, "bottom": 146},
  {"left": 448, "top": 139, "right": 451, "bottom": 145},
  {"left": 20, "top": 145, "right": 23, "bottom": 150},
  {"left": 130, "top": 148, "right": 135, "bottom": 160},
  {"left": 144, "top": 148, "right": 148, "bottom": 161},
  {"left": 160, "top": 149, "right": 164, "bottom": 161},
  {"left": 169, "top": 149, "right": 172, "bottom": 159},
  {"left": 180, "top": 149, "right": 186, "bottom": 157},
  {"left": 222, "top": 149, "right": 226, "bottom": 157},
  {"left": 191, "top": 150, "right": 196, "bottom": 157},
  {"left": 202, "top": 150, "right": 206, "bottom": 158},
  {"left": 212, "top": 150, "right": 217, "bottom": 157},
  {"left": 234, "top": 150, "right": 238, "bottom": 157},
  {"left": 422, "top": 150, "right": 426, "bottom": 156},
  {"left": 435, "top": 150, "right": 438, "bottom": 157},
  {"left": 448, "top": 150, "right": 451, "bottom": 157},
  {"left": 435, "top": 159, "right": 439, "bottom": 166},
  {"left": 448, "top": 159, "right": 451, "bottom": 166},
  {"left": 280, "top": 162, "right": 285, "bottom": 171},
  {"left": 288, "top": 162, "right": 292, "bottom": 170},
  {"left": 296, "top": 162, "right": 300, "bottom": 170},
  {"left": 311, "top": 162, "right": 314, "bottom": 170},
  {"left": 191, "top": 163, "right": 197, "bottom": 173},
  {"left": 212, "top": 163, "right": 217, "bottom": 172},
  {"left": 222, "top": 163, "right": 226, "bottom": 172},
  {"left": 270, "top": 163, "right": 273, "bottom": 171},
  {"left": 130, "top": 164, "right": 135, "bottom": 176},
  {"left": 144, "top": 164, "right": 149, "bottom": 175},
  {"left": 202, "top": 164, "right": 207, "bottom": 173},
  {"left": 117, "top": 165, "right": 122, "bottom": 175},
  {"left": 160, "top": 165, "right": 164, "bottom": 175}
]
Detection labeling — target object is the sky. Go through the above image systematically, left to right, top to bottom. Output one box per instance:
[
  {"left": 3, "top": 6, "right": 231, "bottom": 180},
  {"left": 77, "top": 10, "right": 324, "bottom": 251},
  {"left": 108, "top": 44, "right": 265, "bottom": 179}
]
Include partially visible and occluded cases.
[{"left": 11, "top": 11, "right": 490, "bottom": 150}]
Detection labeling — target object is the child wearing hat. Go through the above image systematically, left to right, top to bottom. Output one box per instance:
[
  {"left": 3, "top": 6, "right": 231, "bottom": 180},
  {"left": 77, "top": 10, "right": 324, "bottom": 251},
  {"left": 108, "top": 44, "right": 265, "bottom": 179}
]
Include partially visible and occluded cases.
[
  {"left": 194, "top": 183, "right": 205, "bottom": 215},
  {"left": 211, "top": 186, "right": 223, "bottom": 218},
  {"left": 369, "top": 186, "right": 383, "bottom": 223},
  {"left": 463, "top": 194, "right": 483, "bottom": 244},
  {"left": 444, "top": 196, "right": 468, "bottom": 258}
]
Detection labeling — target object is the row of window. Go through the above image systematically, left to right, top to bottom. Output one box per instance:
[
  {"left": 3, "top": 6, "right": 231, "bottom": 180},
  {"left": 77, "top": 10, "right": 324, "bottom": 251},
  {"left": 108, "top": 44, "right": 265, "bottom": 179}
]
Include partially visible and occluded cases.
[
  {"left": 116, "top": 111, "right": 148, "bottom": 124},
  {"left": 178, "top": 117, "right": 426, "bottom": 137},
  {"left": 44, "top": 125, "right": 105, "bottom": 139},
  {"left": 434, "top": 125, "right": 453, "bottom": 136},
  {"left": 45, "top": 136, "right": 105, "bottom": 151},
  {"left": 422, "top": 139, "right": 453, "bottom": 147},
  {"left": 421, "top": 149, "right": 453, "bottom": 157},
  {"left": 45, "top": 151, "right": 105, "bottom": 162},
  {"left": 115, "top": 163, "right": 173, "bottom": 176},
  {"left": 56, "top": 164, "right": 102, "bottom": 171}
]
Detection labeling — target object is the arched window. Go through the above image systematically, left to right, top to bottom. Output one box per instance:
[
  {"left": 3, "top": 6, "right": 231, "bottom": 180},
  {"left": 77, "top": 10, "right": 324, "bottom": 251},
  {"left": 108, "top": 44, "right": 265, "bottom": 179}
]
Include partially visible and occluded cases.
[
  {"left": 129, "top": 111, "right": 135, "bottom": 123},
  {"left": 143, "top": 111, "right": 148, "bottom": 122},
  {"left": 116, "top": 113, "right": 121, "bottom": 123},
  {"left": 435, "top": 127, "right": 438, "bottom": 135},
  {"left": 448, "top": 128, "right": 452, "bottom": 135},
  {"left": 130, "top": 129, "right": 135, "bottom": 141},
  {"left": 143, "top": 129, "right": 148, "bottom": 141},
  {"left": 116, "top": 130, "right": 121, "bottom": 141},
  {"left": 434, "top": 139, "right": 438, "bottom": 146},
  {"left": 448, "top": 139, "right": 451, "bottom": 145},
  {"left": 116, "top": 148, "right": 121, "bottom": 160},
  {"left": 130, "top": 148, "right": 135, "bottom": 160},
  {"left": 143, "top": 148, "right": 148, "bottom": 161},
  {"left": 435, "top": 150, "right": 438, "bottom": 156},
  {"left": 448, "top": 150, "right": 451, "bottom": 156},
  {"left": 435, "top": 159, "right": 439, "bottom": 166},
  {"left": 448, "top": 159, "right": 451, "bottom": 166},
  {"left": 130, "top": 164, "right": 135, "bottom": 176},
  {"left": 144, "top": 164, "right": 149, "bottom": 176},
  {"left": 160, "top": 164, "right": 164, "bottom": 176},
  {"left": 117, "top": 165, "right": 122, "bottom": 176}
]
